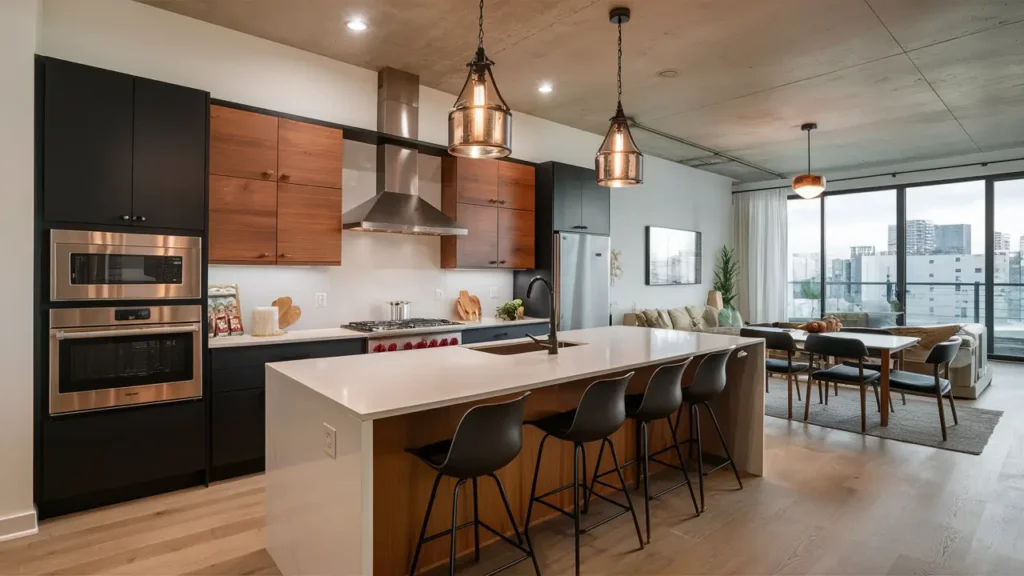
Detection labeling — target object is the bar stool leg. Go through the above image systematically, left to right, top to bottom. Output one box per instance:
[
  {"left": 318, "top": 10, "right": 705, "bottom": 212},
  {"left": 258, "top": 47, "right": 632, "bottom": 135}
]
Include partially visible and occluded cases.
[
  {"left": 704, "top": 402, "right": 743, "bottom": 490},
  {"left": 692, "top": 403, "right": 705, "bottom": 512},
  {"left": 667, "top": 414, "right": 700, "bottom": 515},
  {"left": 634, "top": 419, "right": 642, "bottom": 491},
  {"left": 641, "top": 420, "right": 651, "bottom": 544},
  {"left": 523, "top": 435, "right": 549, "bottom": 553},
  {"left": 605, "top": 438, "right": 645, "bottom": 550},
  {"left": 583, "top": 439, "right": 606, "bottom": 514},
  {"left": 573, "top": 443, "right": 582, "bottom": 576},
  {"left": 580, "top": 443, "right": 589, "bottom": 515},
  {"left": 408, "top": 472, "right": 443, "bottom": 576},
  {"left": 488, "top": 473, "right": 541, "bottom": 576},
  {"left": 472, "top": 477, "right": 480, "bottom": 562},
  {"left": 450, "top": 479, "right": 467, "bottom": 576}
]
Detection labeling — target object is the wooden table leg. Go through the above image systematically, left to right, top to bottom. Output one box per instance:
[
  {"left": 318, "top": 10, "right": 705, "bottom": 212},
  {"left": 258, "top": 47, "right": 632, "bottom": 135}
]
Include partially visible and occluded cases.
[
  {"left": 880, "top": 349, "right": 891, "bottom": 426},
  {"left": 787, "top": 373, "right": 793, "bottom": 420}
]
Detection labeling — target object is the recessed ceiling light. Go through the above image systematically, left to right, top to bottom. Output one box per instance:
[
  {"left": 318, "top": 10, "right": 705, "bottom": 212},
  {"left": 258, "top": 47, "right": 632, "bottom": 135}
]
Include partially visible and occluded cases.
[
  {"left": 346, "top": 19, "right": 368, "bottom": 31},
  {"left": 656, "top": 69, "right": 679, "bottom": 78},
  {"left": 538, "top": 83, "right": 553, "bottom": 94}
]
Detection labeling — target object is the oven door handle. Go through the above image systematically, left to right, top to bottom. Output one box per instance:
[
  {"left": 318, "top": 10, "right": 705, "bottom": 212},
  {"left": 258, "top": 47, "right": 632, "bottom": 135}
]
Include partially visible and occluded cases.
[{"left": 55, "top": 325, "right": 200, "bottom": 340}]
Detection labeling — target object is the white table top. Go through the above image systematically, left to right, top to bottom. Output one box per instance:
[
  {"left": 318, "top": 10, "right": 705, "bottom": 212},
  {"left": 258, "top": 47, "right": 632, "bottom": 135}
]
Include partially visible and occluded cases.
[
  {"left": 267, "top": 326, "right": 761, "bottom": 421},
  {"left": 754, "top": 328, "right": 920, "bottom": 351}
]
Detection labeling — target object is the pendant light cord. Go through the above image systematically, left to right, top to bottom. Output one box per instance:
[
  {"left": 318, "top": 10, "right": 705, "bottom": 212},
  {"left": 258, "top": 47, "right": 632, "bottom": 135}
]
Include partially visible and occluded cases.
[
  {"left": 478, "top": 0, "right": 485, "bottom": 49},
  {"left": 616, "top": 20, "right": 623, "bottom": 110},
  {"left": 807, "top": 128, "right": 812, "bottom": 173}
]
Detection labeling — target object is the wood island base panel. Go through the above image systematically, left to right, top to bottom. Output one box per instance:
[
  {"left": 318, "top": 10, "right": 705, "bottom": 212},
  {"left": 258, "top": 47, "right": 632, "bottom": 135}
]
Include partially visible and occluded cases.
[{"left": 264, "top": 326, "right": 765, "bottom": 575}]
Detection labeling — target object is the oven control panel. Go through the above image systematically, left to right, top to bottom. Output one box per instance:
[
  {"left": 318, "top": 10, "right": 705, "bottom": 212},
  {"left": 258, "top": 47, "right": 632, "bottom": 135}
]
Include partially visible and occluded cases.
[{"left": 368, "top": 332, "right": 462, "bottom": 353}]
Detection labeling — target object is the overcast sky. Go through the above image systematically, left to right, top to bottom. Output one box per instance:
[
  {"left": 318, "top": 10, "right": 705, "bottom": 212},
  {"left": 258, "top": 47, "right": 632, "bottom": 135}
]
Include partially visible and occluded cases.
[{"left": 788, "top": 178, "right": 1024, "bottom": 260}]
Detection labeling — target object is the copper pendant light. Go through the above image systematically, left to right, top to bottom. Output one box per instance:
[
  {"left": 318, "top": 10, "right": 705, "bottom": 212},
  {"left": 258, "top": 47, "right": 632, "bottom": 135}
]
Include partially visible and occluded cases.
[
  {"left": 448, "top": 0, "right": 512, "bottom": 159},
  {"left": 596, "top": 7, "right": 643, "bottom": 187},
  {"left": 793, "top": 123, "right": 825, "bottom": 199}
]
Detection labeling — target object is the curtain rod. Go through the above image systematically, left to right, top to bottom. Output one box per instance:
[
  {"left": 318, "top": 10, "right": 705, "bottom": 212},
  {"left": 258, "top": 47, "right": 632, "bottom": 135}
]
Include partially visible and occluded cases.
[{"left": 731, "top": 156, "right": 1024, "bottom": 194}]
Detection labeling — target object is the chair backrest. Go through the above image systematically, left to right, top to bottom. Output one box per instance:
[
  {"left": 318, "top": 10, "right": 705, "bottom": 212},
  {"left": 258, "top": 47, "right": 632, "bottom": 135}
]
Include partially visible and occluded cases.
[
  {"left": 740, "top": 327, "right": 796, "bottom": 352},
  {"left": 840, "top": 327, "right": 894, "bottom": 335},
  {"left": 804, "top": 333, "right": 869, "bottom": 360},
  {"left": 925, "top": 336, "right": 961, "bottom": 366},
  {"left": 682, "top": 348, "right": 733, "bottom": 401},
  {"left": 635, "top": 359, "right": 691, "bottom": 418},
  {"left": 566, "top": 372, "right": 634, "bottom": 442},
  {"left": 443, "top": 392, "right": 530, "bottom": 477}
]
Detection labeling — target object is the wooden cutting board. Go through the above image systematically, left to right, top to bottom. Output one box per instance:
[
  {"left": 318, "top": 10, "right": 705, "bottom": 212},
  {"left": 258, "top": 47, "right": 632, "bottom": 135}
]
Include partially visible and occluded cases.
[
  {"left": 469, "top": 295, "right": 482, "bottom": 319},
  {"left": 272, "top": 296, "right": 302, "bottom": 330},
  {"left": 455, "top": 298, "right": 470, "bottom": 320}
]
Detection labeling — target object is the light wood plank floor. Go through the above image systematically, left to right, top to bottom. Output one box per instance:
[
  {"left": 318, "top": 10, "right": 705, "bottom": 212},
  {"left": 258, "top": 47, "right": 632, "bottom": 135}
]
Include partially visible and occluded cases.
[{"left": 3, "top": 361, "right": 1022, "bottom": 575}]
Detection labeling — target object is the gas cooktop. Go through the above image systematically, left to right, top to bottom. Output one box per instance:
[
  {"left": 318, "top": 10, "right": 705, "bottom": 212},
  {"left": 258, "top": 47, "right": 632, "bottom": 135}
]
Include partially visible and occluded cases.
[{"left": 343, "top": 318, "right": 463, "bottom": 333}]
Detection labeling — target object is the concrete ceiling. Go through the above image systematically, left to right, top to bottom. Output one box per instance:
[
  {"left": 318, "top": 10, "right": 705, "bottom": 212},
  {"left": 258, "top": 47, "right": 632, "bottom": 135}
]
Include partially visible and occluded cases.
[{"left": 137, "top": 0, "right": 1024, "bottom": 182}]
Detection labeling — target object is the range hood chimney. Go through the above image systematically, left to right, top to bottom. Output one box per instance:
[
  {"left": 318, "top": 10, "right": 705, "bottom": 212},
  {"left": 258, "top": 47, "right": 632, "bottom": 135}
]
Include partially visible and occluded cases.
[{"left": 342, "top": 68, "right": 468, "bottom": 236}]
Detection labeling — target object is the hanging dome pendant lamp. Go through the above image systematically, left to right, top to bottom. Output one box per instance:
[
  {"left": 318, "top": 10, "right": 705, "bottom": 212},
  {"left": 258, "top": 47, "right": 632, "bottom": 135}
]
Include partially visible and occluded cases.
[
  {"left": 448, "top": 0, "right": 512, "bottom": 159},
  {"left": 596, "top": 7, "right": 643, "bottom": 187},
  {"left": 792, "top": 123, "right": 826, "bottom": 199}
]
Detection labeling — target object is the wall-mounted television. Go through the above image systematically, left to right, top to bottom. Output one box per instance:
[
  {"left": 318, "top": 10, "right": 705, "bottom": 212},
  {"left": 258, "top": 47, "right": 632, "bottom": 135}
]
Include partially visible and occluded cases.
[{"left": 645, "top": 226, "right": 702, "bottom": 286}]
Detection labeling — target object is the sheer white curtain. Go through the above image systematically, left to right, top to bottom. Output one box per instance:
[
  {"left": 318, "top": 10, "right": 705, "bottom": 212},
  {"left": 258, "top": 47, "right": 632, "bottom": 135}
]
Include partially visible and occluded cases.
[{"left": 732, "top": 189, "right": 788, "bottom": 323}]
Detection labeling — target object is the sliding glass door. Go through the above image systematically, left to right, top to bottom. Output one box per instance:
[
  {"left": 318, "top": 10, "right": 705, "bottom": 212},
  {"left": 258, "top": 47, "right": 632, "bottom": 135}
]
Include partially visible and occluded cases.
[
  {"left": 993, "top": 177, "right": 1024, "bottom": 358},
  {"left": 786, "top": 198, "right": 820, "bottom": 322}
]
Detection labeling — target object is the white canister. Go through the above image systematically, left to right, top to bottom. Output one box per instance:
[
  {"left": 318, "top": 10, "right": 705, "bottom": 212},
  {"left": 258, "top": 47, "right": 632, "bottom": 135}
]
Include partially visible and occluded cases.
[{"left": 252, "top": 306, "right": 280, "bottom": 336}]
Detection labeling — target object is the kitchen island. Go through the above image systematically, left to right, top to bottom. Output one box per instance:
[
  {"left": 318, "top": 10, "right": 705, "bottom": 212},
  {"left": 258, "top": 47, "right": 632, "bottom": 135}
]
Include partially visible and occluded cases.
[{"left": 265, "top": 326, "right": 765, "bottom": 575}]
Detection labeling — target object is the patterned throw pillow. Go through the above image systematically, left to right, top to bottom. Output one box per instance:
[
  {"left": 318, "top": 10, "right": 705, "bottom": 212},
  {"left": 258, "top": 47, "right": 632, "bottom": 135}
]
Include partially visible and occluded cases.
[
  {"left": 702, "top": 306, "right": 720, "bottom": 328},
  {"left": 668, "top": 308, "right": 693, "bottom": 331},
  {"left": 640, "top": 309, "right": 672, "bottom": 329},
  {"left": 633, "top": 313, "right": 647, "bottom": 327}
]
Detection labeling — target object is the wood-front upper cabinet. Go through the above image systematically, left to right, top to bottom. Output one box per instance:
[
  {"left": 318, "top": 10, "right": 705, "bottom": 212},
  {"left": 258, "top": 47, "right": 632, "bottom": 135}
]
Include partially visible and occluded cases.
[
  {"left": 210, "top": 105, "right": 279, "bottom": 181},
  {"left": 278, "top": 119, "right": 344, "bottom": 188},
  {"left": 442, "top": 157, "right": 535, "bottom": 269},
  {"left": 209, "top": 176, "right": 278, "bottom": 264},
  {"left": 277, "top": 183, "right": 342, "bottom": 266}
]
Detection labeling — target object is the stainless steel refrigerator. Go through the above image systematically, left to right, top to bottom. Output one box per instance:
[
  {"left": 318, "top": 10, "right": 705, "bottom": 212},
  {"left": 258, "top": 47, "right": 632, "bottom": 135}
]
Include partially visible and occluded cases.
[{"left": 553, "top": 233, "right": 610, "bottom": 330}]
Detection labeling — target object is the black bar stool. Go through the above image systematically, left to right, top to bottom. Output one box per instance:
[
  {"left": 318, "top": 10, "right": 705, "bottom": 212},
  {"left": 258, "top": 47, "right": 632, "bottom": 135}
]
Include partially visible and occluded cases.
[
  {"left": 741, "top": 328, "right": 808, "bottom": 419},
  {"left": 682, "top": 348, "right": 742, "bottom": 512},
  {"left": 586, "top": 359, "right": 700, "bottom": 543},
  {"left": 523, "top": 373, "right": 643, "bottom": 576},
  {"left": 407, "top": 393, "right": 540, "bottom": 576}
]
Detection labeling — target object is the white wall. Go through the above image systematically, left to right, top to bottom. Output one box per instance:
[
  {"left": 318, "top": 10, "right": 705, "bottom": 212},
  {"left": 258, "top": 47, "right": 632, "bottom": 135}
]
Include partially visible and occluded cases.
[
  {"left": 0, "top": 0, "right": 40, "bottom": 542},
  {"left": 38, "top": 0, "right": 733, "bottom": 331}
]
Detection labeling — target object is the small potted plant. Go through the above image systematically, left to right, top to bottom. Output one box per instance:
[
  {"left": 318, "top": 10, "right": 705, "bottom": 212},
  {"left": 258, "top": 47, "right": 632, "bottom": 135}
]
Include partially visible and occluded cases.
[{"left": 713, "top": 246, "right": 740, "bottom": 326}]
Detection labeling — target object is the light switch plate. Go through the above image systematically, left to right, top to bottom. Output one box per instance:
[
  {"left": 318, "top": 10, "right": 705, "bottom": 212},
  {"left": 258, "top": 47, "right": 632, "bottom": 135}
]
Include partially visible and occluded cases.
[
  {"left": 489, "top": 287, "right": 498, "bottom": 299},
  {"left": 435, "top": 289, "right": 444, "bottom": 300},
  {"left": 316, "top": 293, "right": 328, "bottom": 307},
  {"left": 323, "top": 423, "right": 337, "bottom": 459}
]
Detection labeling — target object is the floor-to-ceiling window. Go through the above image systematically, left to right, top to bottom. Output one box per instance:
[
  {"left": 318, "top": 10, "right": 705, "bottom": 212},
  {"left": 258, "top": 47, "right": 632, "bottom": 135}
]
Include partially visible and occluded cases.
[
  {"left": 993, "top": 178, "right": 1024, "bottom": 357},
  {"left": 904, "top": 180, "right": 986, "bottom": 327},
  {"left": 822, "top": 190, "right": 897, "bottom": 327},
  {"left": 787, "top": 197, "right": 820, "bottom": 321}
]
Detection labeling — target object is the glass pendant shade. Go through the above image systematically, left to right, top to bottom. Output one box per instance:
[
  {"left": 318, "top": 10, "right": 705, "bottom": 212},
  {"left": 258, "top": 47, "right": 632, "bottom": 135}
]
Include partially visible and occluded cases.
[
  {"left": 448, "top": 51, "right": 512, "bottom": 159},
  {"left": 596, "top": 110, "right": 643, "bottom": 187},
  {"left": 792, "top": 174, "right": 826, "bottom": 199}
]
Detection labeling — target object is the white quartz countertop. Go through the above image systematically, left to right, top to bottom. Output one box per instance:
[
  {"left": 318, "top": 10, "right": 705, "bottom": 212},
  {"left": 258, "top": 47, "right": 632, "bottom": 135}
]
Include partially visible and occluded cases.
[
  {"left": 207, "top": 316, "right": 548, "bottom": 349},
  {"left": 267, "top": 326, "right": 761, "bottom": 421}
]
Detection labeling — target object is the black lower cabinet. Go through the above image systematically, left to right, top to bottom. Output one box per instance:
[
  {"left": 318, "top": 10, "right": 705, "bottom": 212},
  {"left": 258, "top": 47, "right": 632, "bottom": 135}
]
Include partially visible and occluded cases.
[
  {"left": 461, "top": 322, "right": 549, "bottom": 344},
  {"left": 208, "top": 338, "right": 366, "bottom": 480},
  {"left": 39, "top": 400, "right": 205, "bottom": 519}
]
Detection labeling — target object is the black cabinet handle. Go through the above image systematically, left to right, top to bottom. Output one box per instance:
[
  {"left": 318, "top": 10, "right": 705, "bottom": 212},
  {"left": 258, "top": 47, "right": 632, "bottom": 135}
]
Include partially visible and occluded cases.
[
  {"left": 488, "top": 199, "right": 498, "bottom": 203},
  {"left": 498, "top": 199, "right": 507, "bottom": 205},
  {"left": 120, "top": 215, "right": 131, "bottom": 221},
  {"left": 133, "top": 215, "right": 147, "bottom": 222},
  {"left": 580, "top": 225, "right": 589, "bottom": 230},
  {"left": 489, "top": 260, "right": 498, "bottom": 265},
  {"left": 499, "top": 260, "right": 507, "bottom": 265},
  {"left": 493, "top": 332, "right": 509, "bottom": 339}
]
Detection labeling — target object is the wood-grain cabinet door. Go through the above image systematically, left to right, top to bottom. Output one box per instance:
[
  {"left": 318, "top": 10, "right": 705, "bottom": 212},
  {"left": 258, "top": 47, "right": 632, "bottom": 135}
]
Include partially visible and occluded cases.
[
  {"left": 210, "top": 105, "right": 278, "bottom": 181},
  {"left": 277, "top": 119, "right": 344, "bottom": 188},
  {"left": 453, "top": 158, "right": 499, "bottom": 207},
  {"left": 497, "top": 162, "right": 535, "bottom": 211},
  {"left": 209, "top": 175, "right": 278, "bottom": 264},
  {"left": 276, "top": 183, "right": 342, "bottom": 265},
  {"left": 456, "top": 203, "right": 499, "bottom": 267},
  {"left": 498, "top": 208, "right": 535, "bottom": 269}
]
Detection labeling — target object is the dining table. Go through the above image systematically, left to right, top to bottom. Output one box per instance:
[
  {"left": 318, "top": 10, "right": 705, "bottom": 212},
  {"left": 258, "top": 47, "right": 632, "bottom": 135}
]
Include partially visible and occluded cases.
[{"left": 764, "top": 328, "right": 921, "bottom": 426}]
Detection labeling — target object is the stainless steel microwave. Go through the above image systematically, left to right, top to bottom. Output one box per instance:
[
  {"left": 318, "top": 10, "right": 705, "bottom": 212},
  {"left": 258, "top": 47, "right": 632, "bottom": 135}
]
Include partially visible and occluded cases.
[{"left": 50, "top": 229, "right": 201, "bottom": 301}]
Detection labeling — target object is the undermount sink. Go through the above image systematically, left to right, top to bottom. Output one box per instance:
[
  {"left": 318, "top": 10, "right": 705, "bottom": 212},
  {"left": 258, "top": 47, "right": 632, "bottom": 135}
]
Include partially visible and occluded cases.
[{"left": 471, "top": 340, "right": 584, "bottom": 355}]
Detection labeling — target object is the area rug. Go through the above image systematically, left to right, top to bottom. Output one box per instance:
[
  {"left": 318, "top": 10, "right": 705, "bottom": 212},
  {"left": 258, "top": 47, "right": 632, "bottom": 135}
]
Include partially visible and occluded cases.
[{"left": 764, "top": 383, "right": 1002, "bottom": 455}]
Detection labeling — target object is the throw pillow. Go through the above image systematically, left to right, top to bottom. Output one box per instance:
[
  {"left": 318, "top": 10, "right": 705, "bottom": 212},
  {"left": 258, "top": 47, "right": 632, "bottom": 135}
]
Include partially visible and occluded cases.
[
  {"left": 684, "top": 305, "right": 709, "bottom": 332},
  {"left": 702, "top": 306, "right": 720, "bottom": 328},
  {"left": 668, "top": 308, "right": 693, "bottom": 331},
  {"left": 720, "top": 308, "right": 743, "bottom": 328},
  {"left": 640, "top": 309, "right": 672, "bottom": 329},
  {"left": 656, "top": 309, "right": 673, "bottom": 329},
  {"left": 633, "top": 313, "right": 647, "bottom": 327},
  {"left": 888, "top": 325, "right": 960, "bottom": 362}
]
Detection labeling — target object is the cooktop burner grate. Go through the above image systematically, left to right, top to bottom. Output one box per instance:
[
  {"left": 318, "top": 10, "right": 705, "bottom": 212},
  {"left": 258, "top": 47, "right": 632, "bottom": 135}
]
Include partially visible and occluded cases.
[{"left": 343, "top": 318, "right": 463, "bottom": 333}]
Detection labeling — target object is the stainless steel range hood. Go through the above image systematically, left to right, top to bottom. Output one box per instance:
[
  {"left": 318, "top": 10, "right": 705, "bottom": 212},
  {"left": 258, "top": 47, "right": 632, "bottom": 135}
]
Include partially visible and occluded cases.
[{"left": 343, "top": 68, "right": 468, "bottom": 236}]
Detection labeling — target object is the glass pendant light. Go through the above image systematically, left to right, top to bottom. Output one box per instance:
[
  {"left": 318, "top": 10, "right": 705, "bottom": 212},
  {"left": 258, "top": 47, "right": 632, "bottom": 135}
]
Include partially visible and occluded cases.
[
  {"left": 448, "top": 0, "right": 512, "bottom": 159},
  {"left": 596, "top": 7, "right": 643, "bottom": 187},
  {"left": 793, "top": 123, "right": 826, "bottom": 199}
]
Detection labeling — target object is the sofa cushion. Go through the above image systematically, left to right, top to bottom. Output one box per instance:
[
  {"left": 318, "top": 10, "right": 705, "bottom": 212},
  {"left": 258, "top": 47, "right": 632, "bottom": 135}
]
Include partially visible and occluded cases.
[
  {"left": 685, "top": 305, "right": 709, "bottom": 330},
  {"left": 668, "top": 308, "right": 693, "bottom": 331},
  {"left": 720, "top": 308, "right": 744, "bottom": 328},
  {"left": 640, "top": 309, "right": 672, "bottom": 329},
  {"left": 632, "top": 312, "right": 647, "bottom": 327},
  {"left": 887, "top": 325, "right": 961, "bottom": 363}
]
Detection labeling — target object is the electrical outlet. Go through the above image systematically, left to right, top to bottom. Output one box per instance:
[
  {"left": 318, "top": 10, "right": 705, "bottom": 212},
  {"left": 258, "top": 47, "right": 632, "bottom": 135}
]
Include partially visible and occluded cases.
[
  {"left": 489, "top": 286, "right": 498, "bottom": 299},
  {"left": 435, "top": 289, "right": 444, "bottom": 300},
  {"left": 315, "top": 293, "right": 328, "bottom": 307},
  {"left": 323, "top": 423, "right": 337, "bottom": 459}
]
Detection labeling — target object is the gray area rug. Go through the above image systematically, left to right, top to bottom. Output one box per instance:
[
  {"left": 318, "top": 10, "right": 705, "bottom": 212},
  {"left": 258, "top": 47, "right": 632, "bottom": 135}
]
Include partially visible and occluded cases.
[{"left": 764, "top": 382, "right": 1002, "bottom": 455}]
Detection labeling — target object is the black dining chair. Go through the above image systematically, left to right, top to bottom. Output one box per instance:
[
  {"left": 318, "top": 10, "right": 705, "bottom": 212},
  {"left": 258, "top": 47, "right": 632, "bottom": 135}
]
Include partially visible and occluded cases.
[
  {"left": 840, "top": 327, "right": 906, "bottom": 409},
  {"left": 741, "top": 328, "right": 807, "bottom": 417},
  {"left": 803, "top": 334, "right": 881, "bottom": 432},
  {"left": 887, "top": 337, "right": 961, "bottom": 440},
  {"left": 681, "top": 348, "right": 742, "bottom": 512},
  {"left": 586, "top": 359, "right": 700, "bottom": 544},
  {"left": 523, "top": 373, "right": 643, "bottom": 576},
  {"left": 407, "top": 393, "right": 539, "bottom": 576}
]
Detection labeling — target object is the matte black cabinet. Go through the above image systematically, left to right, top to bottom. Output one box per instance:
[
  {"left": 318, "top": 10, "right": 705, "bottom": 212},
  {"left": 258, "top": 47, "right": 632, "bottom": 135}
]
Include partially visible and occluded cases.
[
  {"left": 40, "top": 57, "right": 208, "bottom": 231},
  {"left": 549, "top": 162, "right": 610, "bottom": 235},
  {"left": 461, "top": 322, "right": 549, "bottom": 344},
  {"left": 208, "top": 338, "right": 366, "bottom": 480}
]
